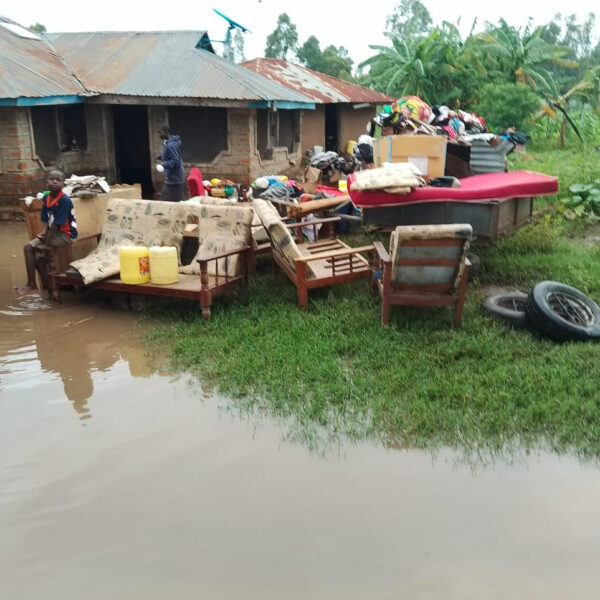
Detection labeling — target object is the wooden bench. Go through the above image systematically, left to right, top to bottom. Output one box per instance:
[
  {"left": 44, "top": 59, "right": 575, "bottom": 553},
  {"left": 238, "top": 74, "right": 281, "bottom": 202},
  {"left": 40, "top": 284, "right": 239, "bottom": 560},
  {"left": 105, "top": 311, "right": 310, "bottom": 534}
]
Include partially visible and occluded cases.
[{"left": 53, "top": 244, "right": 251, "bottom": 319}]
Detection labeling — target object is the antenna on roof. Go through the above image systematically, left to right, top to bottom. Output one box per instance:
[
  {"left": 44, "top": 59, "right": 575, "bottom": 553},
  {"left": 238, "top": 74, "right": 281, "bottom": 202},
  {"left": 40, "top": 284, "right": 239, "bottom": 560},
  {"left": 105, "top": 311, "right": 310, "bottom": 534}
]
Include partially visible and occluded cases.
[{"left": 201, "top": 8, "right": 251, "bottom": 46}]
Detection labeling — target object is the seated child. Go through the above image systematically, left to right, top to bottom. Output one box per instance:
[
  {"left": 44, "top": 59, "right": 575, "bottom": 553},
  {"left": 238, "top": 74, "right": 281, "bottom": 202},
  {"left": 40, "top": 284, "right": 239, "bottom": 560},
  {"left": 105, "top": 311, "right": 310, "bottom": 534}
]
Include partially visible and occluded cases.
[{"left": 17, "top": 169, "right": 78, "bottom": 301}]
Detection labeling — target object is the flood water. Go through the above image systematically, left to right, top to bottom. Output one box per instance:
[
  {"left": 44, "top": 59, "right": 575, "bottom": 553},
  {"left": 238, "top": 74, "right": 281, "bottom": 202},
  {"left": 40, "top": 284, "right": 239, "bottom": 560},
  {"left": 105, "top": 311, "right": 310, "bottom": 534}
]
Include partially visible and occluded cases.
[{"left": 2, "top": 220, "right": 600, "bottom": 599}]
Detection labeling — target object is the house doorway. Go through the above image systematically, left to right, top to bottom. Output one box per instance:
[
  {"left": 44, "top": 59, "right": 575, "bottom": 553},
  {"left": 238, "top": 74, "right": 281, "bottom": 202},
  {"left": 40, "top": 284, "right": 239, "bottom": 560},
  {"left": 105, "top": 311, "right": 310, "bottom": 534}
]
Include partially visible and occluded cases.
[
  {"left": 325, "top": 105, "right": 339, "bottom": 152},
  {"left": 113, "top": 106, "right": 154, "bottom": 198}
]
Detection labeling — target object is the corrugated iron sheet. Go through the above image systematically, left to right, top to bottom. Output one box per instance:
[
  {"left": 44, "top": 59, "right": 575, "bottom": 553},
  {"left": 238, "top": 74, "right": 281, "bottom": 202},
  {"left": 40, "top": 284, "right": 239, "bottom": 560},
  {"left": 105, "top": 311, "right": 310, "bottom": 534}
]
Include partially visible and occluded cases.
[
  {"left": 0, "top": 17, "right": 86, "bottom": 99},
  {"left": 49, "top": 31, "right": 314, "bottom": 103},
  {"left": 242, "top": 58, "right": 394, "bottom": 104},
  {"left": 469, "top": 140, "right": 509, "bottom": 175}
]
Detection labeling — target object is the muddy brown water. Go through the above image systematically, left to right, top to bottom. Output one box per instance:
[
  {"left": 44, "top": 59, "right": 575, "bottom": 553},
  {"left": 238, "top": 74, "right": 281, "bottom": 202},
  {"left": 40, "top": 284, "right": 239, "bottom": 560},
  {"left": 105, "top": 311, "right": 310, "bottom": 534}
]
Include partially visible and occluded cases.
[{"left": 2, "top": 221, "right": 600, "bottom": 599}]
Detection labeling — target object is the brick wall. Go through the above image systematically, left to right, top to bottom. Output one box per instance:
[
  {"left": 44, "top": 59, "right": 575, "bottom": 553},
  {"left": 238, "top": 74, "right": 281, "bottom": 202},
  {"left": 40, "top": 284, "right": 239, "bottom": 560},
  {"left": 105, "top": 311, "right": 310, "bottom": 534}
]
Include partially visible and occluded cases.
[
  {"left": 0, "top": 105, "right": 114, "bottom": 208},
  {"left": 0, "top": 107, "right": 44, "bottom": 207}
]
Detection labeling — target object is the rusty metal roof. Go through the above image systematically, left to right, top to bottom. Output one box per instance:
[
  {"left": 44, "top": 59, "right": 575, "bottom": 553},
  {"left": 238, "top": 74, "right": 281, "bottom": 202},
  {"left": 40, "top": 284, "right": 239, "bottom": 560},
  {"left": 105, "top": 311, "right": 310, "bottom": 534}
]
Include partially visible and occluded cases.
[
  {"left": 0, "top": 17, "right": 86, "bottom": 99},
  {"left": 48, "top": 31, "right": 314, "bottom": 104},
  {"left": 242, "top": 58, "right": 394, "bottom": 105}
]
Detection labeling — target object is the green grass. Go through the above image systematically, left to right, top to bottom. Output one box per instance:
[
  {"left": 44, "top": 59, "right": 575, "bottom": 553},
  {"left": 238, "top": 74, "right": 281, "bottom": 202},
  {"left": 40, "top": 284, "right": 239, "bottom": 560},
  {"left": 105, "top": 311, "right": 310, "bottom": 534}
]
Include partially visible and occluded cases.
[{"left": 142, "top": 145, "right": 600, "bottom": 459}]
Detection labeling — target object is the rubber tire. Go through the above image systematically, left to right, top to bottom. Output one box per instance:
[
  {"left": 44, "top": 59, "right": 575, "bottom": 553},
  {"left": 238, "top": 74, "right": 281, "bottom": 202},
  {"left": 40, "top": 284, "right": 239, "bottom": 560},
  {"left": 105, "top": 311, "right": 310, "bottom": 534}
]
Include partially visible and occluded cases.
[
  {"left": 525, "top": 281, "right": 600, "bottom": 342},
  {"left": 483, "top": 292, "right": 528, "bottom": 328}
]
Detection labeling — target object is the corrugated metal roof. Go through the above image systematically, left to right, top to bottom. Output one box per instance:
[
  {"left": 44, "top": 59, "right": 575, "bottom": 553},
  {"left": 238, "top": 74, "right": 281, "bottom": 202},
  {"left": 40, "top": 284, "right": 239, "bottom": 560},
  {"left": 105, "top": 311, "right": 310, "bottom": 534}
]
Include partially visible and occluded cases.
[
  {"left": 0, "top": 17, "right": 86, "bottom": 99},
  {"left": 48, "top": 31, "right": 314, "bottom": 104},
  {"left": 242, "top": 58, "right": 394, "bottom": 104}
]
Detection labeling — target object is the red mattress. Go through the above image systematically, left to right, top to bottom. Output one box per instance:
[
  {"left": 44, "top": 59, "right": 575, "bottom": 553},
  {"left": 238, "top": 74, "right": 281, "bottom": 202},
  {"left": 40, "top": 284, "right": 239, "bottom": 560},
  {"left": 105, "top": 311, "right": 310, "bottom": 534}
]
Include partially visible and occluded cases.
[{"left": 347, "top": 170, "right": 558, "bottom": 207}]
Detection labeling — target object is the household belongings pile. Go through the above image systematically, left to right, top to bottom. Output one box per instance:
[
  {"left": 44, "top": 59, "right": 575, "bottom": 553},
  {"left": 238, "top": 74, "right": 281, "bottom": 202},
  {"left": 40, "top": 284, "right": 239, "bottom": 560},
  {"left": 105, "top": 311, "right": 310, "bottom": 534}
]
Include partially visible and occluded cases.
[
  {"left": 371, "top": 96, "right": 525, "bottom": 175},
  {"left": 63, "top": 174, "right": 111, "bottom": 197}
]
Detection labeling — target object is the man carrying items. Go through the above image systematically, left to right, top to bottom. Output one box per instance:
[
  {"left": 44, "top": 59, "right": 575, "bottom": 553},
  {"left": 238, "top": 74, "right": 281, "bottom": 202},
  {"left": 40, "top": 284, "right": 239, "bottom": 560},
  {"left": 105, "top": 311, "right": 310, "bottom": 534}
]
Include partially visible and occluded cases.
[
  {"left": 157, "top": 125, "right": 185, "bottom": 202},
  {"left": 17, "top": 169, "right": 78, "bottom": 301}
]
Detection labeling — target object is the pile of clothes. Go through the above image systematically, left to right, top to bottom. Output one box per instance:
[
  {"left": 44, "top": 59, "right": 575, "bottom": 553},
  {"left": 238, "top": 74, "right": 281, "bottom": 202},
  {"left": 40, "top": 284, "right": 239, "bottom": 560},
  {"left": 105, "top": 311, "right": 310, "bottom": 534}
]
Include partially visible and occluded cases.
[
  {"left": 371, "top": 96, "right": 489, "bottom": 144},
  {"left": 63, "top": 174, "right": 111, "bottom": 197}
]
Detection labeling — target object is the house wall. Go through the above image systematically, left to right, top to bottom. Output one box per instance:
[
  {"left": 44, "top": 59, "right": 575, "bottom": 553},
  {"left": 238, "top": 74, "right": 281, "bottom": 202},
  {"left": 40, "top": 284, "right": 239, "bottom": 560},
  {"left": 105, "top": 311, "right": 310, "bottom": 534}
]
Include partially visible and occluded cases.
[
  {"left": 0, "top": 105, "right": 115, "bottom": 208},
  {"left": 338, "top": 105, "right": 375, "bottom": 153},
  {"left": 148, "top": 106, "right": 303, "bottom": 189},
  {"left": 300, "top": 106, "right": 326, "bottom": 153},
  {"left": 0, "top": 107, "right": 44, "bottom": 207}
]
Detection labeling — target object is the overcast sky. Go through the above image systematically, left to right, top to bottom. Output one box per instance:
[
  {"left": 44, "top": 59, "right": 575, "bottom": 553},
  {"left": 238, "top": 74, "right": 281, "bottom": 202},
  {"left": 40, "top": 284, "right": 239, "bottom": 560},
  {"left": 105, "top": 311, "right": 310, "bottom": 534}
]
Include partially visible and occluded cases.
[{"left": 6, "top": 0, "right": 599, "bottom": 66}]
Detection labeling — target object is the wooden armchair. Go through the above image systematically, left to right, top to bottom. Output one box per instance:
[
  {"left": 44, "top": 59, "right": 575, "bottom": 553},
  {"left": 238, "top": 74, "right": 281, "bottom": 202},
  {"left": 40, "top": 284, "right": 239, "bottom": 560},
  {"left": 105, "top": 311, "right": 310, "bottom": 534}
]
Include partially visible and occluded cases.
[
  {"left": 253, "top": 198, "right": 375, "bottom": 308},
  {"left": 371, "top": 224, "right": 472, "bottom": 326}
]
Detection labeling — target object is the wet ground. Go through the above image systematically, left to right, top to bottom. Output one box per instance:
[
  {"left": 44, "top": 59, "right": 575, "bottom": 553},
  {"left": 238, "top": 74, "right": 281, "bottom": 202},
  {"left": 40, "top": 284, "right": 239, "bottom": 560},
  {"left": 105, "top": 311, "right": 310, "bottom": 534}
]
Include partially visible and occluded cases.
[{"left": 2, "top": 221, "right": 600, "bottom": 599}]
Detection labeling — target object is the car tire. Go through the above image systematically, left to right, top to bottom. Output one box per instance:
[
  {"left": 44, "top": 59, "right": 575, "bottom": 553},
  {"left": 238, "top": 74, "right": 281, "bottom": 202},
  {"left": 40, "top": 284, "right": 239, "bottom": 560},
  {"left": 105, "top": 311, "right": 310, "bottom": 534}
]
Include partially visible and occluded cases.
[
  {"left": 525, "top": 281, "right": 600, "bottom": 342},
  {"left": 483, "top": 292, "right": 528, "bottom": 328}
]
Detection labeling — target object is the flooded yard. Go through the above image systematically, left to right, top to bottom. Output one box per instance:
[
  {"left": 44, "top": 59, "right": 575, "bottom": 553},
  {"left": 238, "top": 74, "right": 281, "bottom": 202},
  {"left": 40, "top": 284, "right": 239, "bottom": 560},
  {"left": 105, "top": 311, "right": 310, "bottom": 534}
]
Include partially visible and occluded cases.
[{"left": 2, "top": 221, "right": 600, "bottom": 599}]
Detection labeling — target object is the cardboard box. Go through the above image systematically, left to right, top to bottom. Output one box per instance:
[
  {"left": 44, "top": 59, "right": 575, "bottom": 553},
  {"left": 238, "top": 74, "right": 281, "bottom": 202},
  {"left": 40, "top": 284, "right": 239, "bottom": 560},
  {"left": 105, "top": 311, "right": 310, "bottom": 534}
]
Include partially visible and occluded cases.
[{"left": 373, "top": 135, "right": 447, "bottom": 177}]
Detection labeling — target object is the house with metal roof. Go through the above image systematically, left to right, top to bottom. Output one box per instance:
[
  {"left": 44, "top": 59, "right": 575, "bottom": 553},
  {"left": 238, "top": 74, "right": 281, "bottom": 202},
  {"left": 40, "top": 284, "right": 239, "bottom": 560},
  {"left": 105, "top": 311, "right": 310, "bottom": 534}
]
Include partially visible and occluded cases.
[
  {"left": 0, "top": 17, "right": 315, "bottom": 204},
  {"left": 242, "top": 58, "right": 393, "bottom": 155}
]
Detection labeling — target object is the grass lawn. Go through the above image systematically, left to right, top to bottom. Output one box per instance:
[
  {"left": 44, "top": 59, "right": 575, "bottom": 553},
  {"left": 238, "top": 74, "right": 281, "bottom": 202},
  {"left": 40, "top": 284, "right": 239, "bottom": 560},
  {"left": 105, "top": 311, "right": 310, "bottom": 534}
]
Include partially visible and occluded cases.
[{"left": 143, "top": 143, "right": 600, "bottom": 459}]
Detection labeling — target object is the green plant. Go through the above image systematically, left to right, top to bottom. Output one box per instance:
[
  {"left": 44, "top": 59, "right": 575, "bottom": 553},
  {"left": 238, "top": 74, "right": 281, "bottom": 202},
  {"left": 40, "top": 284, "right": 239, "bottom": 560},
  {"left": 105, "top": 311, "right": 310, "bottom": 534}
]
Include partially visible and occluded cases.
[
  {"left": 473, "top": 82, "right": 540, "bottom": 132},
  {"left": 562, "top": 180, "right": 600, "bottom": 220}
]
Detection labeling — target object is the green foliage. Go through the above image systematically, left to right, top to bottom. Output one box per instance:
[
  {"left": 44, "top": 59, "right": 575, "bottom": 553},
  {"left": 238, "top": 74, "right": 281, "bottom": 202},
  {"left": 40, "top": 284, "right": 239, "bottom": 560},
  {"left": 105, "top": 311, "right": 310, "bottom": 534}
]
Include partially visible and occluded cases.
[
  {"left": 385, "top": 0, "right": 432, "bottom": 39},
  {"left": 265, "top": 13, "right": 298, "bottom": 60},
  {"left": 29, "top": 22, "right": 46, "bottom": 33},
  {"left": 361, "top": 23, "right": 485, "bottom": 106},
  {"left": 222, "top": 30, "right": 246, "bottom": 63},
  {"left": 297, "top": 36, "right": 354, "bottom": 80},
  {"left": 473, "top": 82, "right": 540, "bottom": 132},
  {"left": 561, "top": 180, "right": 600, "bottom": 221}
]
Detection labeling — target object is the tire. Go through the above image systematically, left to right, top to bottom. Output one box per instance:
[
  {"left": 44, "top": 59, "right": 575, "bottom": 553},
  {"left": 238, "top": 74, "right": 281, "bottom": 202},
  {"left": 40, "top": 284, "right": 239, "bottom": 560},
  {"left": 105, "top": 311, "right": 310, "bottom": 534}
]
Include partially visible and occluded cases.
[
  {"left": 525, "top": 281, "right": 600, "bottom": 342},
  {"left": 483, "top": 292, "right": 528, "bottom": 328}
]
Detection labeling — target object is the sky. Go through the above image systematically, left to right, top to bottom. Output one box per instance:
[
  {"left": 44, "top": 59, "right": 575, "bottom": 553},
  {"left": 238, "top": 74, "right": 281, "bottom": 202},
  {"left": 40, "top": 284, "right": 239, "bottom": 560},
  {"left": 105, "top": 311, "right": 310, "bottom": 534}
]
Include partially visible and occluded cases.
[{"left": 5, "top": 0, "right": 599, "bottom": 66}]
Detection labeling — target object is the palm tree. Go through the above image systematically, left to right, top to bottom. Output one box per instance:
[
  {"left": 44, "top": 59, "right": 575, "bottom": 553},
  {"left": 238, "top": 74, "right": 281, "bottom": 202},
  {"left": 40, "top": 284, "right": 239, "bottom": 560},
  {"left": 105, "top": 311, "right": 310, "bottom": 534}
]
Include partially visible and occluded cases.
[{"left": 475, "top": 19, "right": 578, "bottom": 87}]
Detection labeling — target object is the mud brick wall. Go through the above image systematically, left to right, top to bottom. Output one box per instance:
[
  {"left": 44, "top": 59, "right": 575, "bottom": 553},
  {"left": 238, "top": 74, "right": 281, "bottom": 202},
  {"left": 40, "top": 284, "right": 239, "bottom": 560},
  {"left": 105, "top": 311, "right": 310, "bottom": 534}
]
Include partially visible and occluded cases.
[
  {"left": 0, "top": 105, "right": 115, "bottom": 208},
  {"left": 338, "top": 105, "right": 376, "bottom": 153},
  {"left": 59, "top": 106, "right": 116, "bottom": 182},
  {"left": 149, "top": 106, "right": 303, "bottom": 188},
  {"left": 0, "top": 107, "right": 44, "bottom": 207}
]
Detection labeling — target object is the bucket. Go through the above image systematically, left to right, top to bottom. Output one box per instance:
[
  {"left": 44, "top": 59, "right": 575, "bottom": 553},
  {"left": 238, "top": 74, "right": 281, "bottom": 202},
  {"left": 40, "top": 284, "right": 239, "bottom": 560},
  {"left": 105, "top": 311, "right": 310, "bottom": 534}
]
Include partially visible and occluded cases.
[
  {"left": 345, "top": 140, "right": 357, "bottom": 154},
  {"left": 119, "top": 246, "right": 150, "bottom": 284},
  {"left": 149, "top": 246, "right": 179, "bottom": 285}
]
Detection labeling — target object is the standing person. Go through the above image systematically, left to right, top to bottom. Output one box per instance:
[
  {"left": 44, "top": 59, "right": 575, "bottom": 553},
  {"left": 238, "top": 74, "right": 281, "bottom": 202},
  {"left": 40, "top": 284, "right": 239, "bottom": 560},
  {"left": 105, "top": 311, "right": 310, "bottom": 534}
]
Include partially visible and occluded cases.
[
  {"left": 157, "top": 125, "right": 185, "bottom": 202},
  {"left": 17, "top": 169, "right": 78, "bottom": 301}
]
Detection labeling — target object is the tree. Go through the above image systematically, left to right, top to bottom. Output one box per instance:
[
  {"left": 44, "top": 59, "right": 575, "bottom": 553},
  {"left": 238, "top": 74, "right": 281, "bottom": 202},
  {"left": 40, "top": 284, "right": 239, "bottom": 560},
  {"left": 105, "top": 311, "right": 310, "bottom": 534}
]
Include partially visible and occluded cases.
[
  {"left": 385, "top": 0, "right": 432, "bottom": 39},
  {"left": 264, "top": 13, "right": 298, "bottom": 60},
  {"left": 476, "top": 19, "right": 577, "bottom": 87},
  {"left": 361, "top": 22, "right": 486, "bottom": 107},
  {"left": 29, "top": 23, "right": 46, "bottom": 33},
  {"left": 222, "top": 29, "right": 246, "bottom": 63},
  {"left": 297, "top": 36, "right": 354, "bottom": 80}
]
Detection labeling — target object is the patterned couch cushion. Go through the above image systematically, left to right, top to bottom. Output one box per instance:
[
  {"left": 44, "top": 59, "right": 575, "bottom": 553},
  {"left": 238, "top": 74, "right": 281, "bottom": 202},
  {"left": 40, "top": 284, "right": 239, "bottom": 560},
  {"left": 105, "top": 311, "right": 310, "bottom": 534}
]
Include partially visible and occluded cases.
[
  {"left": 70, "top": 198, "right": 200, "bottom": 285},
  {"left": 252, "top": 199, "right": 313, "bottom": 278},
  {"left": 180, "top": 204, "right": 253, "bottom": 276}
]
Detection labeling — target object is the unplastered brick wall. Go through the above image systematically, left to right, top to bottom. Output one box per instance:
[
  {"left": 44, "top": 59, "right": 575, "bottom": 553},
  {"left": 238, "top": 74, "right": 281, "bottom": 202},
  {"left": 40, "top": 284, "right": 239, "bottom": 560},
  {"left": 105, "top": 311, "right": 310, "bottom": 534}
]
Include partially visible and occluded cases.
[
  {"left": 0, "top": 105, "right": 115, "bottom": 208},
  {"left": 58, "top": 105, "right": 114, "bottom": 181},
  {"left": 0, "top": 107, "right": 45, "bottom": 207},
  {"left": 248, "top": 109, "right": 302, "bottom": 181}
]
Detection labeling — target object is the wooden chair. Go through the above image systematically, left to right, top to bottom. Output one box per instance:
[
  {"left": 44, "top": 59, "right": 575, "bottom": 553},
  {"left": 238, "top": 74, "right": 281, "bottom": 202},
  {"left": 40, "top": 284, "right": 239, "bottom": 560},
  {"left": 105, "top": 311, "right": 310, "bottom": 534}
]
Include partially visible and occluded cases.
[
  {"left": 253, "top": 198, "right": 375, "bottom": 308},
  {"left": 371, "top": 224, "right": 472, "bottom": 326}
]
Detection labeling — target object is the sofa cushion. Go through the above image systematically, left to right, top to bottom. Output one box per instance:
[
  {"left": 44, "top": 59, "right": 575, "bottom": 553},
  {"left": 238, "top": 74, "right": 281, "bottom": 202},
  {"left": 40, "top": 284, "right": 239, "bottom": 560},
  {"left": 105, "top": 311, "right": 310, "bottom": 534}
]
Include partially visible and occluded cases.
[{"left": 252, "top": 199, "right": 313, "bottom": 278}]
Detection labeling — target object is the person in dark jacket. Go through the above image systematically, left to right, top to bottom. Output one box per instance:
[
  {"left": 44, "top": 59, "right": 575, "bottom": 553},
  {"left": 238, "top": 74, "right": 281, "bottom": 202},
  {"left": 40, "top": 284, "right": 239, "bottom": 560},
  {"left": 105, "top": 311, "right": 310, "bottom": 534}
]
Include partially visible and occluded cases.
[{"left": 157, "top": 125, "right": 185, "bottom": 202}]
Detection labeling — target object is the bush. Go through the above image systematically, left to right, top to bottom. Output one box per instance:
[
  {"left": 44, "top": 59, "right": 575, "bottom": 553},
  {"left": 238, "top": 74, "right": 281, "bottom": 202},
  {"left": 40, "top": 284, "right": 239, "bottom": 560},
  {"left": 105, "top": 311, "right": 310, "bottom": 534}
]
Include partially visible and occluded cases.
[{"left": 473, "top": 82, "right": 540, "bottom": 133}]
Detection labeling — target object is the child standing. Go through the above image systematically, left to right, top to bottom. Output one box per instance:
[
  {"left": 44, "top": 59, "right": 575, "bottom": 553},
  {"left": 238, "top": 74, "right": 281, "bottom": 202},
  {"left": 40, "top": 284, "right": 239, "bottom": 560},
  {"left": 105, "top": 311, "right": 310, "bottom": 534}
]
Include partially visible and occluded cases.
[{"left": 17, "top": 169, "right": 78, "bottom": 301}]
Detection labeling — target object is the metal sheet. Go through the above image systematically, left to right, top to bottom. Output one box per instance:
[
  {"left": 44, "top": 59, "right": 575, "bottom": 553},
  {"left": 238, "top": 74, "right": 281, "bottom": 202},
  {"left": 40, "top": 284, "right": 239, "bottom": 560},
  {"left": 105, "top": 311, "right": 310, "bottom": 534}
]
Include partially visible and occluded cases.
[
  {"left": 0, "top": 17, "right": 86, "bottom": 100},
  {"left": 49, "top": 32, "right": 315, "bottom": 104},
  {"left": 242, "top": 58, "right": 394, "bottom": 104}
]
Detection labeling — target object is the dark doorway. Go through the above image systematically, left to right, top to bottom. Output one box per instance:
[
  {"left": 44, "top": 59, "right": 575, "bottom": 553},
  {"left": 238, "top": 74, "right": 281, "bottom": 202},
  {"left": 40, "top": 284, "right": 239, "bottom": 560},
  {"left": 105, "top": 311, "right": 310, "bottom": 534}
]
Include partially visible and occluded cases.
[
  {"left": 325, "top": 105, "right": 339, "bottom": 152},
  {"left": 113, "top": 106, "right": 154, "bottom": 198}
]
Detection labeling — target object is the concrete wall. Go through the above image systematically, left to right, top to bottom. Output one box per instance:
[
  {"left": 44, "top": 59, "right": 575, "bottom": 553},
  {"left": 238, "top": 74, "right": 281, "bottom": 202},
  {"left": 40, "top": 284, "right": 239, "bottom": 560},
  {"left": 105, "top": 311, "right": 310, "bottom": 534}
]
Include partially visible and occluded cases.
[
  {"left": 338, "top": 105, "right": 375, "bottom": 153},
  {"left": 300, "top": 106, "right": 326, "bottom": 153}
]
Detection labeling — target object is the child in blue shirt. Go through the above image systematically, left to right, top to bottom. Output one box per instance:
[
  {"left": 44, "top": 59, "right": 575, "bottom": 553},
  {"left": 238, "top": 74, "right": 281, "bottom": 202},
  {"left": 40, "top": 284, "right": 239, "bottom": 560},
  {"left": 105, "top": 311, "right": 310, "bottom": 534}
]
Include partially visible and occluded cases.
[{"left": 17, "top": 169, "right": 78, "bottom": 301}]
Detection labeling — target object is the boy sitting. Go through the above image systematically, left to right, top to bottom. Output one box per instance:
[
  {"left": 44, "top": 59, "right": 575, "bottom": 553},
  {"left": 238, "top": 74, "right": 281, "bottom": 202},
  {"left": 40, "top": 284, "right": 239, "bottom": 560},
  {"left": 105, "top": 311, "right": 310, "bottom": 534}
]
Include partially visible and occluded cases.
[{"left": 17, "top": 169, "right": 78, "bottom": 301}]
